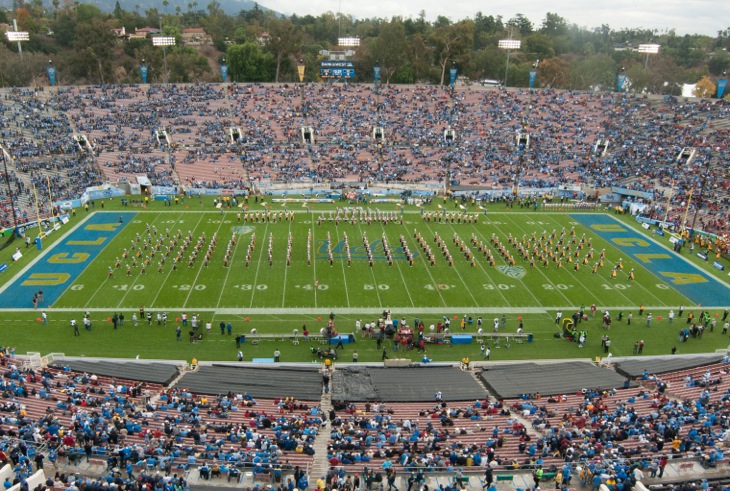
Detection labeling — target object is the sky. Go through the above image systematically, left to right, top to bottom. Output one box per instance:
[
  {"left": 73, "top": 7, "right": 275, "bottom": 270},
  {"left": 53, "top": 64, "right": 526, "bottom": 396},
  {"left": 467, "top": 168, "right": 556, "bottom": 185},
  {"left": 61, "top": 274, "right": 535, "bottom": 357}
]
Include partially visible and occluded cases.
[{"left": 264, "top": 0, "right": 728, "bottom": 37}]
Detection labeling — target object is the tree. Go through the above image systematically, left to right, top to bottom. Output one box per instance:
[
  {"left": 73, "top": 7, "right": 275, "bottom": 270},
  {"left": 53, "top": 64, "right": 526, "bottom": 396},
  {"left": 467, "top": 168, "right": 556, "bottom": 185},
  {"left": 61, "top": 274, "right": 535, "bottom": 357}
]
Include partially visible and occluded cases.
[
  {"left": 540, "top": 12, "right": 567, "bottom": 36},
  {"left": 507, "top": 14, "right": 533, "bottom": 36},
  {"left": 264, "top": 16, "right": 300, "bottom": 83},
  {"left": 70, "top": 17, "right": 117, "bottom": 84},
  {"left": 369, "top": 17, "right": 408, "bottom": 83},
  {"left": 429, "top": 20, "right": 474, "bottom": 85},
  {"left": 524, "top": 32, "right": 555, "bottom": 60},
  {"left": 407, "top": 33, "right": 433, "bottom": 82},
  {"left": 227, "top": 42, "right": 272, "bottom": 81},
  {"left": 167, "top": 46, "right": 210, "bottom": 82},
  {"left": 708, "top": 51, "right": 730, "bottom": 75},
  {"left": 569, "top": 53, "right": 616, "bottom": 90},
  {"left": 537, "top": 56, "right": 571, "bottom": 88},
  {"left": 693, "top": 75, "right": 716, "bottom": 98}
]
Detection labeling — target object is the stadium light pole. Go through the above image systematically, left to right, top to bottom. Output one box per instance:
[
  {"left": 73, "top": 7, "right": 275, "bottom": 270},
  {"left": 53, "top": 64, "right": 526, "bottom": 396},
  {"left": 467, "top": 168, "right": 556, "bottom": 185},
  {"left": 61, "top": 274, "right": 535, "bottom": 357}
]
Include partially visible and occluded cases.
[
  {"left": 6, "top": 22, "right": 29, "bottom": 62},
  {"left": 152, "top": 36, "right": 176, "bottom": 84},
  {"left": 498, "top": 39, "right": 521, "bottom": 88},
  {"left": 638, "top": 43, "right": 660, "bottom": 70},
  {"left": 0, "top": 145, "right": 20, "bottom": 235}
]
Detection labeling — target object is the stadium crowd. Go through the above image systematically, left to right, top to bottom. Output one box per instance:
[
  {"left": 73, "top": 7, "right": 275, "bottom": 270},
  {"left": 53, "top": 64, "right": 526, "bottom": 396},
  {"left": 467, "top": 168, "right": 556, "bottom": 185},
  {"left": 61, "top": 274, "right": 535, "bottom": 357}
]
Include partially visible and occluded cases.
[
  {"left": 0, "top": 83, "right": 727, "bottom": 237},
  {"left": 0, "top": 344, "right": 729, "bottom": 491},
  {"left": 0, "top": 353, "right": 321, "bottom": 491}
]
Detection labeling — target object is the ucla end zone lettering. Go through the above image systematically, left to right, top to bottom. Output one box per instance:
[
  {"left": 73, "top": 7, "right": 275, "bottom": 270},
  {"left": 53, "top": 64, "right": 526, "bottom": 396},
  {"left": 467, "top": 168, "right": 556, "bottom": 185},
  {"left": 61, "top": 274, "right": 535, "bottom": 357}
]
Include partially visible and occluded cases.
[
  {"left": 0, "top": 212, "right": 137, "bottom": 308},
  {"left": 571, "top": 214, "right": 729, "bottom": 305}
]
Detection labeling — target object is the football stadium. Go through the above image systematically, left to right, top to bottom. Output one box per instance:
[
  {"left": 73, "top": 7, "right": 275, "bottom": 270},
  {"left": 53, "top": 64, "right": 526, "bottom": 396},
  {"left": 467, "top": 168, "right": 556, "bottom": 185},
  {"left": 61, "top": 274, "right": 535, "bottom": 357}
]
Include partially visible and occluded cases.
[{"left": 0, "top": 23, "right": 730, "bottom": 491}]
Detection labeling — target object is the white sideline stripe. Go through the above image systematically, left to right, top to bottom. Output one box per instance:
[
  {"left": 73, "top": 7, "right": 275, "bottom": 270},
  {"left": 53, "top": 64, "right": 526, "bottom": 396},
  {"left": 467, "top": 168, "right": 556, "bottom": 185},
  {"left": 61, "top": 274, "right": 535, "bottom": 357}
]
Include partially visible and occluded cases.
[
  {"left": 0, "top": 213, "right": 95, "bottom": 297},
  {"left": 1, "top": 306, "right": 723, "bottom": 314}
]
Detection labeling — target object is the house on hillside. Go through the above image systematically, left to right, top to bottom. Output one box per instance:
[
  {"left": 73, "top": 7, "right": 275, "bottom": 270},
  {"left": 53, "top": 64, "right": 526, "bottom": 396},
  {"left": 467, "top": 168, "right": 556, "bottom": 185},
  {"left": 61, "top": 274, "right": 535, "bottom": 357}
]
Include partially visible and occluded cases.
[
  {"left": 127, "top": 27, "right": 162, "bottom": 41},
  {"left": 182, "top": 28, "right": 212, "bottom": 46}
]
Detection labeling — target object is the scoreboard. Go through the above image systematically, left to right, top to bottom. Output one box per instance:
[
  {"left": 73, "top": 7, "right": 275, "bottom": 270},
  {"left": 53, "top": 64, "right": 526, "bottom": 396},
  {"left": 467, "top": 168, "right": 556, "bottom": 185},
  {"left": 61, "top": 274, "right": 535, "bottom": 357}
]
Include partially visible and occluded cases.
[{"left": 320, "top": 60, "right": 355, "bottom": 79}]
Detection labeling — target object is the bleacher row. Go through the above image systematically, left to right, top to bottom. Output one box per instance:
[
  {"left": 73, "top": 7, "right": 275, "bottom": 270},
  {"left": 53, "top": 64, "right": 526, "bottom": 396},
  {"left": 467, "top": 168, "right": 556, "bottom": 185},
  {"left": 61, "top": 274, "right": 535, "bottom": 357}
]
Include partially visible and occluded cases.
[
  {"left": 1, "top": 84, "right": 728, "bottom": 238},
  {"left": 3, "top": 355, "right": 730, "bottom": 489},
  {"left": 0, "top": 359, "right": 317, "bottom": 485},
  {"left": 322, "top": 362, "right": 730, "bottom": 478}
]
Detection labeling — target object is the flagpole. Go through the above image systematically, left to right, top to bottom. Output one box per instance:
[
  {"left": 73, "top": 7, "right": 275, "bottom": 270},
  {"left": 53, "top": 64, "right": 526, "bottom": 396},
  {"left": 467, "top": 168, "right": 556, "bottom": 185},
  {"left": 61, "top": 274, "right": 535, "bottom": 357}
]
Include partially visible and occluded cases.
[
  {"left": 46, "top": 175, "right": 54, "bottom": 216},
  {"left": 33, "top": 184, "right": 42, "bottom": 238}
]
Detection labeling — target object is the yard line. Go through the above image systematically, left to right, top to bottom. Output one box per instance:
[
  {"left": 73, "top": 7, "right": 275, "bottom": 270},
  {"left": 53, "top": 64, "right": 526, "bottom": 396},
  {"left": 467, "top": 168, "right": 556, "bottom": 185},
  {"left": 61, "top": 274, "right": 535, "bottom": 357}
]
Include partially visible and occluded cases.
[
  {"left": 0, "top": 212, "right": 95, "bottom": 300},
  {"left": 183, "top": 212, "right": 228, "bottom": 308},
  {"left": 85, "top": 213, "right": 169, "bottom": 309},
  {"left": 109, "top": 213, "right": 176, "bottom": 309},
  {"left": 148, "top": 213, "right": 191, "bottom": 307},
  {"left": 310, "top": 214, "right": 319, "bottom": 308},
  {"left": 497, "top": 215, "right": 616, "bottom": 308},
  {"left": 536, "top": 215, "right": 664, "bottom": 303},
  {"left": 280, "top": 219, "right": 293, "bottom": 308},
  {"left": 215, "top": 220, "right": 246, "bottom": 309},
  {"left": 421, "top": 221, "right": 480, "bottom": 307},
  {"left": 247, "top": 222, "right": 270, "bottom": 309},
  {"left": 354, "top": 222, "right": 383, "bottom": 307},
  {"left": 397, "top": 222, "right": 447, "bottom": 308},
  {"left": 376, "top": 223, "right": 415, "bottom": 307},
  {"left": 472, "top": 223, "right": 570, "bottom": 305},
  {"left": 440, "top": 225, "right": 510, "bottom": 305},
  {"left": 452, "top": 226, "right": 540, "bottom": 305},
  {"left": 334, "top": 230, "right": 352, "bottom": 308}
]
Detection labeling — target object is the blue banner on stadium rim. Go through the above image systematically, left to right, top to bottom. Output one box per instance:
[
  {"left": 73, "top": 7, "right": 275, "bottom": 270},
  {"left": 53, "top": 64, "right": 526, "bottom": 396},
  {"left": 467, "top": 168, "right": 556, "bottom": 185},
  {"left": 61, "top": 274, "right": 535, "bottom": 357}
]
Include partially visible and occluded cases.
[
  {"left": 220, "top": 64, "right": 228, "bottom": 82},
  {"left": 140, "top": 65, "right": 148, "bottom": 83},
  {"left": 46, "top": 66, "right": 56, "bottom": 86},
  {"left": 373, "top": 66, "right": 380, "bottom": 84},
  {"left": 449, "top": 67, "right": 458, "bottom": 86},
  {"left": 528, "top": 69, "right": 538, "bottom": 88},
  {"left": 617, "top": 73, "right": 627, "bottom": 92},
  {"left": 718, "top": 79, "right": 728, "bottom": 99}
]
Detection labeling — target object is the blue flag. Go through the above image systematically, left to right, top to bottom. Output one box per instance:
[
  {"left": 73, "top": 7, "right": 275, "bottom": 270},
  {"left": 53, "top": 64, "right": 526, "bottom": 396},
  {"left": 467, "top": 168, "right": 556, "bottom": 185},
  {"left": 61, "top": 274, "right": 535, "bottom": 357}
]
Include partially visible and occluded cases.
[
  {"left": 220, "top": 64, "right": 228, "bottom": 82},
  {"left": 140, "top": 65, "right": 148, "bottom": 84},
  {"left": 46, "top": 66, "right": 56, "bottom": 86},
  {"left": 373, "top": 66, "right": 380, "bottom": 85},
  {"left": 449, "top": 67, "right": 458, "bottom": 87},
  {"left": 528, "top": 69, "right": 538, "bottom": 88},
  {"left": 616, "top": 73, "right": 627, "bottom": 92},
  {"left": 718, "top": 79, "right": 727, "bottom": 99}
]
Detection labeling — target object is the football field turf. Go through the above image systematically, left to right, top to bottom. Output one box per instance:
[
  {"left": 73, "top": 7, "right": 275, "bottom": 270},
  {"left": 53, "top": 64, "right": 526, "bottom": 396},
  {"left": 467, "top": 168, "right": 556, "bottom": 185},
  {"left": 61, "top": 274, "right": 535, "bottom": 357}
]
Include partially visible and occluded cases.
[
  {"left": 0, "top": 201, "right": 727, "bottom": 362},
  {"left": 1, "top": 209, "right": 705, "bottom": 311}
]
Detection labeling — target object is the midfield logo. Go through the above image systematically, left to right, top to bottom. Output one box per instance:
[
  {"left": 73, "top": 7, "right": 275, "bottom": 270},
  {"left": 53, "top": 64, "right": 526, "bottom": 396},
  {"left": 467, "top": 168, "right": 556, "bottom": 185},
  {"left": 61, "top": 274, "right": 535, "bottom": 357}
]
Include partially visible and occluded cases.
[
  {"left": 232, "top": 226, "right": 255, "bottom": 235},
  {"left": 316, "top": 240, "right": 419, "bottom": 261},
  {"left": 497, "top": 265, "right": 526, "bottom": 279}
]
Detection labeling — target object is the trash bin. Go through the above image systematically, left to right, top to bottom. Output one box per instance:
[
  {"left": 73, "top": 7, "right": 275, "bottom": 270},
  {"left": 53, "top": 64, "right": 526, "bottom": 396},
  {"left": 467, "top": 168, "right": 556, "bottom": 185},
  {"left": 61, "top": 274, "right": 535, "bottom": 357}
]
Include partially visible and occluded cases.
[{"left": 527, "top": 334, "right": 534, "bottom": 343}]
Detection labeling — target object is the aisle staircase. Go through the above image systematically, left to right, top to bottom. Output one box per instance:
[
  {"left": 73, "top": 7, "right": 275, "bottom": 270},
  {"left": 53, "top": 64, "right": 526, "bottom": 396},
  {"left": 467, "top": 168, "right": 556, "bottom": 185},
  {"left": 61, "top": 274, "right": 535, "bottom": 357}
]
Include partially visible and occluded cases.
[{"left": 308, "top": 372, "right": 333, "bottom": 480}]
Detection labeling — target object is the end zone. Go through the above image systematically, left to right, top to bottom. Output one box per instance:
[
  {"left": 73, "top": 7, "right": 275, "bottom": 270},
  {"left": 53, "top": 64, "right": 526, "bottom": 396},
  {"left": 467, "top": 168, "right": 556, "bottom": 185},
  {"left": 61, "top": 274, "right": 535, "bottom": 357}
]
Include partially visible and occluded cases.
[
  {"left": 0, "top": 212, "right": 137, "bottom": 309},
  {"left": 571, "top": 214, "right": 730, "bottom": 306}
]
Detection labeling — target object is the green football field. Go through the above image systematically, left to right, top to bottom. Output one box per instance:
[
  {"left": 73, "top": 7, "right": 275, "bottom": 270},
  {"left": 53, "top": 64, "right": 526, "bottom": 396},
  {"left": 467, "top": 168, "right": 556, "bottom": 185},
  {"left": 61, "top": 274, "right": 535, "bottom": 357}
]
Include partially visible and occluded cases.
[
  {"left": 0, "top": 198, "right": 727, "bottom": 363},
  {"left": 49, "top": 210, "right": 691, "bottom": 310}
]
